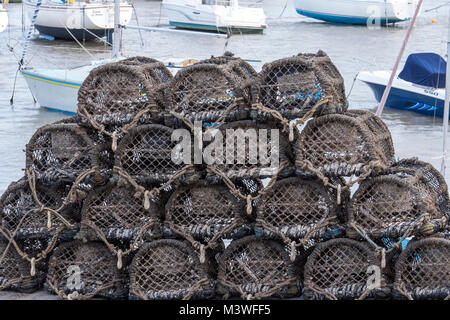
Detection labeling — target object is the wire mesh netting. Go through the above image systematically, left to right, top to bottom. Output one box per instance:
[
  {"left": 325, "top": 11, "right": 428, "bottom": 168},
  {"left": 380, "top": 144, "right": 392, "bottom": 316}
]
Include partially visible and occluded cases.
[
  {"left": 256, "top": 50, "right": 348, "bottom": 120},
  {"left": 165, "top": 56, "right": 256, "bottom": 125},
  {"left": 78, "top": 57, "right": 172, "bottom": 126},
  {"left": 295, "top": 110, "right": 395, "bottom": 176},
  {"left": 212, "top": 120, "right": 292, "bottom": 179},
  {"left": 26, "top": 124, "right": 99, "bottom": 182},
  {"left": 115, "top": 124, "right": 187, "bottom": 184},
  {"left": 348, "top": 170, "right": 448, "bottom": 240},
  {"left": 255, "top": 176, "right": 345, "bottom": 243},
  {"left": 0, "top": 178, "right": 77, "bottom": 241},
  {"left": 81, "top": 181, "right": 161, "bottom": 244},
  {"left": 164, "top": 182, "right": 249, "bottom": 258},
  {"left": 217, "top": 236, "right": 299, "bottom": 299},
  {"left": 303, "top": 238, "right": 389, "bottom": 300},
  {"left": 394, "top": 238, "right": 450, "bottom": 300},
  {"left": 129, "top": 239, "right": 214, "bottom": 300},
  {"left": 0, "top": 241, "right": 45, "bottom": 293},
  {"left": 46, "top": 241, "right": 128, "bottom": 300}
]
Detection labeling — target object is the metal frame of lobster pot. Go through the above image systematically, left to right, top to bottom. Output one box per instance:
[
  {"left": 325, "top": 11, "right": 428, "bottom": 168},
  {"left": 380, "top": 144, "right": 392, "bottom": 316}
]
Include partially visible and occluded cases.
[
  {"left": 256, "top": 50, "right": 348, "bottom": 120},
  {"left": 165, "top": 55, "right": 256, "bottom": 125},
  {"left": 295, "top": 110, "right": 395, "bottom": 176},
  {"left": 26, "top": 123, "right": 99, "bottom": 182},
  {"left": 348, "top": 159, "right": 449, "bottom": 241},
  {"left": 216, "top": 235, "right": 300, "bottom": 300},
  {"left": 303, "top": 238, "right": 390, "bottom": 300},
  {"left": 394, "top": 238, "right": 450, "bottom": 300},
  {"left": 129, "top": 239, "right": 215, "bottom": 300},
  {"left": 45, "top": 241, "right": 128, "bottom": 300}
]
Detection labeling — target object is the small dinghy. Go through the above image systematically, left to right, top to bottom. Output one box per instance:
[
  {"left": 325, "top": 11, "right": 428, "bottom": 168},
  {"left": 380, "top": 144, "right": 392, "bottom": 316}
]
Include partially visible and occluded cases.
[
  {"left": 22, "top": 0, "right": 133, "bottom": 41},
  {"left": 162, "top": 0, "right": 267, "bottom": 34},
  {"left": 294, "top": 0, "right": 417, "bottom": 25},
  {"left": 0, "top": 1, "right": 7, "bottom": 33},
  {"left": 358, "top": 53, "right": 447, "bottom": 117}
]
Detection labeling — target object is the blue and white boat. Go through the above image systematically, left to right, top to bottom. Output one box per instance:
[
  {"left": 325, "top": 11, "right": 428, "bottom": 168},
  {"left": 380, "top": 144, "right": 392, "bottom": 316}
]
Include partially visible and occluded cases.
[
  {"left": 294, "top": 0, "right": 417, "bottom": 25},
  {"left": 358, "top": 53, "right": 447, "bottom": 117}
]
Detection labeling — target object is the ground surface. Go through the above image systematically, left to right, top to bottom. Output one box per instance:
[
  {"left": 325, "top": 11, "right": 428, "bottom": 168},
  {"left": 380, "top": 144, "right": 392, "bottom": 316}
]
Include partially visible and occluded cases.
[{"left": 0, "top": 290, "right": 59, "bottom": 300}]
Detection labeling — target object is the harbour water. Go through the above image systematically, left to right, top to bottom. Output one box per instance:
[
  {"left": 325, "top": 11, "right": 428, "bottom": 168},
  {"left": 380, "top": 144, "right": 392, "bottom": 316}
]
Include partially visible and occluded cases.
[{"left": 1, "top": 0, "right": 450, "bottom": 193}]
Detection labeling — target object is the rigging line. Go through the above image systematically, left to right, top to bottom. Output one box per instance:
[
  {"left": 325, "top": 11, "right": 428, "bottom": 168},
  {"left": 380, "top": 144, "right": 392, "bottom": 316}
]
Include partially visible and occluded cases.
[
  {"left": 20, "top": 0, "right": 42, "bottom": 65},
  {"left": 156, "top": 0, "right": 163, "bottom": 26},
  {"left": 278, "top": 0, "right": 288, "bottom": 19},
  {"left": 130, "top": 1, "right": 144, "bottom": 47},
  {"left": 425, "top": 1, "right": 450, "bottom": 13},
  {"left": 62, "top": 24, "right": 95, "bottom": 59},
  {"left": 78, "top": 27, "right": 113, "bottom": 47},
  {"left": 346, "top": 72, "right": 360, "bottom": 99}
]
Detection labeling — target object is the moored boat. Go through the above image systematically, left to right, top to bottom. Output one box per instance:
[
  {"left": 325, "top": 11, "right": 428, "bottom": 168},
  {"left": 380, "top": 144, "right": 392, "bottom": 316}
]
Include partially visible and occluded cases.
[
  {"left": 22, "top": 0, "right": 133, "bottom": 40},
  {"left": 162, "top": 0, "right": 267, "bottom": 34},
  {"left": 293, "top": 0, "right": 417, "bottom": 25},
  {"left": 358, "top": 53, "right": 447, "bottom": 117}
]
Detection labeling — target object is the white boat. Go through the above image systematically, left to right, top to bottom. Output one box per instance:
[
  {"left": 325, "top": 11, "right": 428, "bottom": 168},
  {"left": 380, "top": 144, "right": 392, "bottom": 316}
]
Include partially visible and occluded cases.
[
  {"left": 23, "top": 0, "right": 133, "bottom": 40},
  {"left": 162, "top": 0, "right": 267, "bottom": 34},
  {"left": 293, "top": 0, "right": 418, "bottom": 25},
  {"left": 0, "top": 2, "right": 8, "bottom": 33},
  {"left": 358, "top": 53, "right": 447, "bottom": 118},
  {"left": 21, "top": 59, "right": 190, "bottom": 114}
]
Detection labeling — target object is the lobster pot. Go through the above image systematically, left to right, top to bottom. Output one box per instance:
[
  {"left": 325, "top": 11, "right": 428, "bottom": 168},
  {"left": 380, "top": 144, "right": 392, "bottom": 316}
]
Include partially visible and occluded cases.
[
  {"left": 257, "top": 50, "right": 348, "bottom": 119},
  {"left": 78, "top": 57, "right": 172, "bottom": 126},
  {"left": 165, "top": 58, "right": 256, "bottom": 124},
  {"left": 295, "top": 110, "right": 395, "bottom": 176},
  {"left": 213, "top": 120, "right": 292, "bottom": 180},
  {"left": 26, "top": 124, "right": 98, "bottom": 182},
  {"left": 115, "top": 124, "right": 187, "bottom": 184},
  {"left": 391, "top": 158, "right": 450, "bottom": 217},
  {"left": 349, "top": 174, "right": 447, "bottom": 240},
  {"left": 256, "top": 177, "right": 345, "bottom": 241},
  {"left": 0, "top": 179, "right": 76, "bottom": 240},
  {"left": 81, "top": 182, "right": 161, "bottom": 242},
  {"left": 164, "top": 182, "right": 248, "bottom": 241},
  {"left": 217, "top": 236, "right": 299, "bottom": 299},
  {"left": 394, "top": 238, "right": 450, "bottom": 300},
  {"left": 303, "top": 239, "right": 389, "bottom": 300},
  {"left": 129, "top": 240, "right": 215, "bottom": 300},
  {"left": 0, "top": 242, "right": 44, "bottom": 293},
  {"left": 46, "top": 242, "right": 128, "bottom": 300}
]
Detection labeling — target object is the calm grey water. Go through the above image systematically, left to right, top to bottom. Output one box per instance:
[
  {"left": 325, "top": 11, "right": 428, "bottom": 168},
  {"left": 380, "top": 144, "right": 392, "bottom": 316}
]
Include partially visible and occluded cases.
[{"left": 0, "top": 0, "right": 450, "bottom": 193}]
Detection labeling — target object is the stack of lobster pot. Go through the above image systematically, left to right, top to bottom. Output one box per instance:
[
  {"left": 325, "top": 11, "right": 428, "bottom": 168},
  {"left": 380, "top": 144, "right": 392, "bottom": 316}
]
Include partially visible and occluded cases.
[{"left": 0, "top": 51, "right": 448, "bottom": 300}]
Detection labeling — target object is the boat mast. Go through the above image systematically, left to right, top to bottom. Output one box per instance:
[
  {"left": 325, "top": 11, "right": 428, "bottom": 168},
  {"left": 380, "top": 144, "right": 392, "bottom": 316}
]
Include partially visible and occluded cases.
[
  {"left": 113, "top": 0, "right": 121, "bottom": 58},
  {"left": 375, "top": 0, "right": 423, "bottom": 116},
  {"left": 440, "top": 5, "right": 450, "bottom": 175}
]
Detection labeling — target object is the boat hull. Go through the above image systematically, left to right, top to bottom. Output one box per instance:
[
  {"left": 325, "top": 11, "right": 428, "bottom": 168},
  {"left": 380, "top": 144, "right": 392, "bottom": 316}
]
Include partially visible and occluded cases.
[
  {"left": 23, "top": 0, "right": 132, "bottom": 40},
  {"left": 294, "top": 0, "right": 415, "bottom": 25},
  {"left": 162, "top": 1, "right": 266, "bottom": 34},
  {"left": 0, "top": 6, "right": 7, "bottom": 33},
  {"left": 358, "top": 71, "right": 446, "bottom": 118}
]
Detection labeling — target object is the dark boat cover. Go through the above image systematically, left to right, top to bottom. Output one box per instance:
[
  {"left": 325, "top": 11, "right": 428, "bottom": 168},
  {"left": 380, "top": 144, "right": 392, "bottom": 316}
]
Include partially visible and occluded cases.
[{"left": 398, "top": 53, "right": 446, "bottom": 88}]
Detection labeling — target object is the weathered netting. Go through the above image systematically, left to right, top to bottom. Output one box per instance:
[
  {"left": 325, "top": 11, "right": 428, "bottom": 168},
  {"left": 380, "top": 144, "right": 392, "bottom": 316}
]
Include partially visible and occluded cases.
[
  {"left": 255, "top": 50, "right": 347, "bottom": 121},
  {"left": 78, "top": 57, "right": 172, "bottom": 151},
  {"left": 165, "top": 57, "right": 256, "bottom": 125},
  {"left": 295, "top": 110, "right": 394, "bottom": 177},
  {"left": 210, "top": 120, "right": 292, "bottom": 180},
  {"left": 26, "top": 124, "right": 98, "bottom": 182},
  {"left": 115, "top": 124, "right": 188, "bottom": 184},
  {"left": 390, "top": 158, "right": 450, "bottom": 217},
  {"left": 348, "top": 172, "right": 448, "bottom": 242},
  {"left": 255, "top": 176, "right": 346, "bottom": 261},
  {"left": 0, "top": 178, "right": 77, "bottom": 277},
  {"left": 80, "top": 181, "right": 161, "bottom": 269},
  {"left": 164, "top": 181, "right": 249, "bottom": 263},
  {"left": 217, "top": 236, "right": 299, "bottom": 300},
  {"left": 303, "top": 238, "right": 389, "bottom": 300},
  {"left": 394, "top": 238, "right": 450, "bottom": 300},
  {"left": 129, "top": 240, "right": 214, "bottom": 300},
  {"left": 0, "top": 241, "right": 45, "bottom": 292},
  {"left": 46, "top": 241, "right": 128, "bottom": 300}
]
